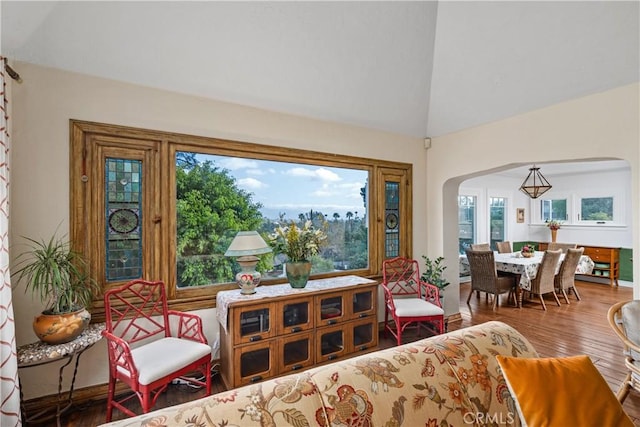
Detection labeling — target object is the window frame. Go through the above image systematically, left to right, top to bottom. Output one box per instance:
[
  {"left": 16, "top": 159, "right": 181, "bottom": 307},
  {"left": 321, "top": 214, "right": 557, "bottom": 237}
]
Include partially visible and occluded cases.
[
  {"left": 70, "top": 120, "right": 412, "bottom": 320},
  {"left": 531, "top": 190, "right": 625, "bottom": 227}
]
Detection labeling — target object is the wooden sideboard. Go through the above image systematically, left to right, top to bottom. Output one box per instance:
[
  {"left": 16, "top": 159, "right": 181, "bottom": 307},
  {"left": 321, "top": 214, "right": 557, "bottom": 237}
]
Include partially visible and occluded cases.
[
  {"left": 538, "top": 243, "right": 620, "bottom": 286},
  {"left": 217, "top": 276, "right": 378, "bottom": 389}
]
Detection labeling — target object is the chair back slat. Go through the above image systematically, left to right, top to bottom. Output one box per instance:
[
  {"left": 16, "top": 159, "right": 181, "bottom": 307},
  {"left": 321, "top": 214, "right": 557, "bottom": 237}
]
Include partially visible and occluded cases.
[
  {"left": 496, "top": 241, "right": 512, "bottom": 253},
  {"left": 548, "top": 242, "right": 577, "bottom": 254},
  {"left": 470, "top": 243, "right": 490, "bottom": 251},
  {"left": 556, "top": 247, "right": 584, "bottom": 290},
  {"left": 465, "top": 250, "right": 498, "bottom": 293},
  {"left": 531, "top": 250, "right": 562, "bottom": 294},
  {"left": 382, "top": 257, "right": 421, "bottom": 297},
  {"left": 104, "top": 280, "right": 170, "bottom": 346}
]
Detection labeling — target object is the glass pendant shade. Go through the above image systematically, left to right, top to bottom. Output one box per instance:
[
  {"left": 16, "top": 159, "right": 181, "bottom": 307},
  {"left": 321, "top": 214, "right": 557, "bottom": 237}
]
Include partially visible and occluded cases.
[{"left": 519, "top": 165, "right": 552, "bottom": 199}]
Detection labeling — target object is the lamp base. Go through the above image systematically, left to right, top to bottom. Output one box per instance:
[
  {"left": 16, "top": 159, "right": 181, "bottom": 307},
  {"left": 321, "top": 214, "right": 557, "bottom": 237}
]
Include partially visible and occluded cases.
[{"left": 236, "top": 256, "right": 261, "bottom": 295}]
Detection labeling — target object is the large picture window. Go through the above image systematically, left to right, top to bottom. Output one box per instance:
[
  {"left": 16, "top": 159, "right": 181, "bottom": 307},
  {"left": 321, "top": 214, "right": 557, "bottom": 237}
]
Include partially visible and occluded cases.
[
  {"left": 70, "top": 121, "right": 411, "bottom": 317},
  {"left": 175, "top": 152, "right": 369, "bottom": 288}
]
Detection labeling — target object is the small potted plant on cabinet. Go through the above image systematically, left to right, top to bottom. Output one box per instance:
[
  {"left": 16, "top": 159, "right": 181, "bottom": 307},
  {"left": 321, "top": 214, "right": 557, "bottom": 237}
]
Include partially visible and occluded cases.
[
  {"left": 268, "top": 220, "right": 327, "bottom": 288},
  {"left": 13, "top": 233, "right": 97, "bottom": 344}
]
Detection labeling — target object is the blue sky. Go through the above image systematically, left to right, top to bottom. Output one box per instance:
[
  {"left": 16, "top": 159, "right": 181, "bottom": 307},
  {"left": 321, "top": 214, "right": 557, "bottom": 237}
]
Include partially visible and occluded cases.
[{"left": 197, "top": 154, "right": 368, "bottom": 221}]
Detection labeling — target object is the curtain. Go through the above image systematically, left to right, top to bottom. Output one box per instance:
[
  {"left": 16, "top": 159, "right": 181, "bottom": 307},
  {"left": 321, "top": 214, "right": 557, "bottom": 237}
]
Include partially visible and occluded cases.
[{"left": 0, "top": 57, "right": 21, "bottom": 426}]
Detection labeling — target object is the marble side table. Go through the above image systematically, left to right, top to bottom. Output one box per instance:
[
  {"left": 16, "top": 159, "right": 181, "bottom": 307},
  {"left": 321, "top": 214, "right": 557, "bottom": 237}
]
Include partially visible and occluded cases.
[{"left": 18, "top": 322, "right": 105, "bottom": 426}]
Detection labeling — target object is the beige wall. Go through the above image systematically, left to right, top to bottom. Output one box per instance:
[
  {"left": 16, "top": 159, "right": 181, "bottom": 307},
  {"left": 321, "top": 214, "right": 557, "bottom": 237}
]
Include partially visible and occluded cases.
[
  {"left": 10, "top": 62, "right": 426, "bottom": 399},
  {"left": 428, "top": 83, "right": 640, "bottom": 309}
]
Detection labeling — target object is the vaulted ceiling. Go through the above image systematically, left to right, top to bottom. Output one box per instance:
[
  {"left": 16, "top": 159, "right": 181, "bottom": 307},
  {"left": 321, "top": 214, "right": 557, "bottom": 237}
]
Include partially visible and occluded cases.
[{"left": 1, "top": 1, "right": 638, "bottom": 138}]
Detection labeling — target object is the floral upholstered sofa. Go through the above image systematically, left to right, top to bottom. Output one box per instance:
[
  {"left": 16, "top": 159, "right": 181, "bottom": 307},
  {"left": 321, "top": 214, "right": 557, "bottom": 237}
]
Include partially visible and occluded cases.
[{"left": 100, "top": 321, "right": 539, "bottom": 427}]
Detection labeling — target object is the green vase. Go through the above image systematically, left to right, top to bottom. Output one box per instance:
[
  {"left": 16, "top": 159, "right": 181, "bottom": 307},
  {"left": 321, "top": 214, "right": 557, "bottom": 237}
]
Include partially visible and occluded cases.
[{"left": 286, "top": 261, "right": 312, "bottom": 288}]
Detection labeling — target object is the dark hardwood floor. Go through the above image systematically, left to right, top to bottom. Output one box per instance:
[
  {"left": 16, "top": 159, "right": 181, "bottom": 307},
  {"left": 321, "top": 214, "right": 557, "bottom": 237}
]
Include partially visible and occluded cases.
[{"left": 53, "top": 280, "right": 639, "bottom": 426}]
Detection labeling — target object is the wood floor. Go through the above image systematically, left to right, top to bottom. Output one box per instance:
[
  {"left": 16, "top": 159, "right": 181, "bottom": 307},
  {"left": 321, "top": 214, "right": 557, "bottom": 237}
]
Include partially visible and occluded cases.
[{"left": 53, "top": 279, "right": 639, "bottom": 426}]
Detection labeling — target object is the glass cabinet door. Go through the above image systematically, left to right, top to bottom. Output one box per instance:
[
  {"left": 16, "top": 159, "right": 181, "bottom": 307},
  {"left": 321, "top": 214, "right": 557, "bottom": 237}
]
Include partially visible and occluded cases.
[
  {"left": 350, "top": 287, "right": 375, "bottom": 319},
  {"left": 316, "top": 293, "right": 345, "bottom": 326},
  {"left": 278, "top": 298, "right": 313, "bottom": 335},
  {"left": 232, "top": 302, "right": 275, "bottom": 344},
  {"left": 350, "top": 318, "right": 378, "bottom": 353},
  {"left": 316, "top": 324, "right": 347, "bottom": 363},
  {"left": 278, "top": 332, "right": 314, "bottom": 374},
  {"left": 235, "top": 341, "right": 276, "bottom": 386}
]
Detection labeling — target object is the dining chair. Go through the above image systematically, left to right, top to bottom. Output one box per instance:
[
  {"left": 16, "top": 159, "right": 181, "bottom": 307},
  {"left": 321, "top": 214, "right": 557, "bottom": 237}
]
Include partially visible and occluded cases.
[
  {"left": 496, "top": 241, "right": 512, "bottom": 253},
  {"left": 547, "top": 242, "right": 577, "bottom": 254},
  {"left": 470, "top": 243, "right": 491, "bottom": 251},
  {"left": 554, "top": 247, "right": 584, "bottom": 303},
  {"left": 464, "top": 249, "right": 516, "bottom": 311},
  {"left": 526, "top": 249, "right": 562, "bottom": 310},
  {"left": 381, "top": 257, "right": 445, "bottom": 346},
  {"left": 103, "top": 279, "right": 212, "bottom": 421},
  {"left": 607, "top": 300, "right": 640, "bottom": 403}
]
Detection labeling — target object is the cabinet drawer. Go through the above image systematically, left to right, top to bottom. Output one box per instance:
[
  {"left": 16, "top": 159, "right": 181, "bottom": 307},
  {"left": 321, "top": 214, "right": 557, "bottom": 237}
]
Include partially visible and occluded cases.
[
  {"left": 588, "top": 253, "right": 613, "bottom": 263},
  {"left": 349, "top": 287, "right": 377, "bottom": 320},
  {"left": 316, "top": 292, "right": 347, "bottom": 326},
  {"left": 277, "top": 297, "right": 314, "bottom": 335},
  {"left": 231, "top": 302, "right": 277, "bottom": 344},
  {"left": 349, "top": 318, "right": 378, "bottom": 353},
  {"left": 316, "top": 324, "right": 349, "bottom": 363},
  {"left": 278, "top": 331, "right": 314, "bottom": 374},
  {"left": 234, "top": 341, "right": 276, "bottom": 386}
]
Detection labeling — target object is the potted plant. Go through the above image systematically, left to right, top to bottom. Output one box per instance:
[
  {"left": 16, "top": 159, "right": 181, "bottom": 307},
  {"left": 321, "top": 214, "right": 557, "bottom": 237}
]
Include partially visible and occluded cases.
[
  {"left": 268, "top": 220, "right": 327, "bottom": 288},
  {"left": 12, "top": 233, "right": 97, "bottom": 344},
  {"left": 421, "top": 256, "right": 450, "bottom": 303}
]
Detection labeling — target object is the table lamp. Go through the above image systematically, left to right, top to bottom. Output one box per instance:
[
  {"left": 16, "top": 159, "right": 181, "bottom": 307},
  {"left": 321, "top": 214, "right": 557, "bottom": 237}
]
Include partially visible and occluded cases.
[{"left": 224, "top": 231, "right": 272, "bottom": 294}]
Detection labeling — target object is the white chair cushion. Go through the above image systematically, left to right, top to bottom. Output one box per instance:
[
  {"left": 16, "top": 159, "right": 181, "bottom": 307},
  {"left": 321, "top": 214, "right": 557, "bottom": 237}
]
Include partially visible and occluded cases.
[
  {"left": 392, "top": 297, "right": 444, "bottom": 317},
  {"left": 120, "top": 337, "right": 211, "bottom": 385}
]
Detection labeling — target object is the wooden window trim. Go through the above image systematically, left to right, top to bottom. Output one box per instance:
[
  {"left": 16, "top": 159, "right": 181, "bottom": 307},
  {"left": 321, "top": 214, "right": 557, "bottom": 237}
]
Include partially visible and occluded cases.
[{"left": 70, "top": 120, "right": 413, "bottom": 321}]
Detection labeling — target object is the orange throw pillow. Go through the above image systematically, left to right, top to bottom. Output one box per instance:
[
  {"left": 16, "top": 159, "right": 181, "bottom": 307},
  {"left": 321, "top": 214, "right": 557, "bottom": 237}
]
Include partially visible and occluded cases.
[{"left": 496, "top": 355, "right": 633, "bottom": 427}]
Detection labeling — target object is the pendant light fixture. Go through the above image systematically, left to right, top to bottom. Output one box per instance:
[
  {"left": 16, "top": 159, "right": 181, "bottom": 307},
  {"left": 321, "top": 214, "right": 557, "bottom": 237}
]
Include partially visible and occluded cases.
[{"left": 519, "top": 165, "right": 552, "bottom": 199}]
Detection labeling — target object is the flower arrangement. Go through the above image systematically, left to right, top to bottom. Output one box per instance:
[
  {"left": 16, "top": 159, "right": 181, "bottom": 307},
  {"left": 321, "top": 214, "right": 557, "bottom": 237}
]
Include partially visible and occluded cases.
[
  {"left": 268, "top": 220, "right": 327, "bottom": 262},
  {"left": 546, "top": 220, "right": 562, "bottom": 231},
  {"left": 520, "top": 244, "right": 536, "bottom": 257}
]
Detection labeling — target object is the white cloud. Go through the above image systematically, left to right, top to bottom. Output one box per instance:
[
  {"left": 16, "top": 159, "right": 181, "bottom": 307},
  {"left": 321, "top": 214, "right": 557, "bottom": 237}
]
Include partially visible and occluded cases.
[
  {"left": 219, "top": 157, "right": 259, "bottom": 170},
  {"left": 285, "top": 167, "right": 341, "bottom": 182},
  {"left": 237, "top": 177, "right": 268, "bottom": 190}
]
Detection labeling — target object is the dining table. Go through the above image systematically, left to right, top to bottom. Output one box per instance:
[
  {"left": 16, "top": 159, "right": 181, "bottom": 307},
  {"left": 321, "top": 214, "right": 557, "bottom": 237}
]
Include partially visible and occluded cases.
[{"left": 460, "top": 251, "right": 595, "bottom": 307}]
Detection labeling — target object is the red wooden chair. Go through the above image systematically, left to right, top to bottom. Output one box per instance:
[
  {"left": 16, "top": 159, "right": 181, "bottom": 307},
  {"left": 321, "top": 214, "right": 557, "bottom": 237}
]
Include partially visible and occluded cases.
[
  {"left": 381, "top": 257, "right": 445, "bottom": 346},
  {"left": 103, "top": 280, "right": 212, "bottom": 421}
]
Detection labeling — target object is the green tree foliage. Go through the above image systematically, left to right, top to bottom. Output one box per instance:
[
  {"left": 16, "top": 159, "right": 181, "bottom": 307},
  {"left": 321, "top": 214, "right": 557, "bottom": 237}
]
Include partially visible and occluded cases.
[{"left": 176, "top": 160, "right": 264, "bottom": 287}]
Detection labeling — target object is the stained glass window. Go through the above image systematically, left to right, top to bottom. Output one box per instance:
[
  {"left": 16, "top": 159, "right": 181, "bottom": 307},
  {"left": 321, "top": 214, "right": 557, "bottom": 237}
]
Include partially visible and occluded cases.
[
  {"left": 105, "top": 158, "right": 142, "bottom": 281},
  {"left": 385, "top": 181, "right": 399, "bottom": 258}
]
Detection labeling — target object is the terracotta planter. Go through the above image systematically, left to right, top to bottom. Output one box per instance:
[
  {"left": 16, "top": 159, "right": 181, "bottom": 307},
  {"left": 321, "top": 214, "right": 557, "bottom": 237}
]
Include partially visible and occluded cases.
[
  {"left": 285, "top": 261, "right": 312, "bottom": 289},
  {"left": 33, "top": 308, "right": 91, "bottom": 345}
]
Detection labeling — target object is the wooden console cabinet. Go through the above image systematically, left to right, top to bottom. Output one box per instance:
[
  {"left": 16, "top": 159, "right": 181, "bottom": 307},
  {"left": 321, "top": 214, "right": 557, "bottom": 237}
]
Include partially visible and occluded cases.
[
  {"left": 538, "top": 243, "right": 620, "bottom": 286},
  {"left": 217, "top": 276, "right": 378, "bottom": 389}
]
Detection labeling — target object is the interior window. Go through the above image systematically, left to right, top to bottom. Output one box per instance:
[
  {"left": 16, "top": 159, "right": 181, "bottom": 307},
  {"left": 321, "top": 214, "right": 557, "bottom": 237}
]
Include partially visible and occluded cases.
[
  {"left": 458, "top": 195, "right": 476, "bottom": 254},
  {"left": 489, "top": 197, "right": 505, "bottom": 250},
  {"left": 580, "top": 197, "right": 613, "bottom": 222},
  {"left": 540, "top": 198, "right": 568, "bottom": 222}
]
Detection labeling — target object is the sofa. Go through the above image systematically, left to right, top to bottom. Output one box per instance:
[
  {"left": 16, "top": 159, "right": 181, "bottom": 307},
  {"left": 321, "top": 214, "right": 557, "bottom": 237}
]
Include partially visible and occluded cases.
[{"left": 100, "top": 321, "right": 543, "bottom": 426}]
